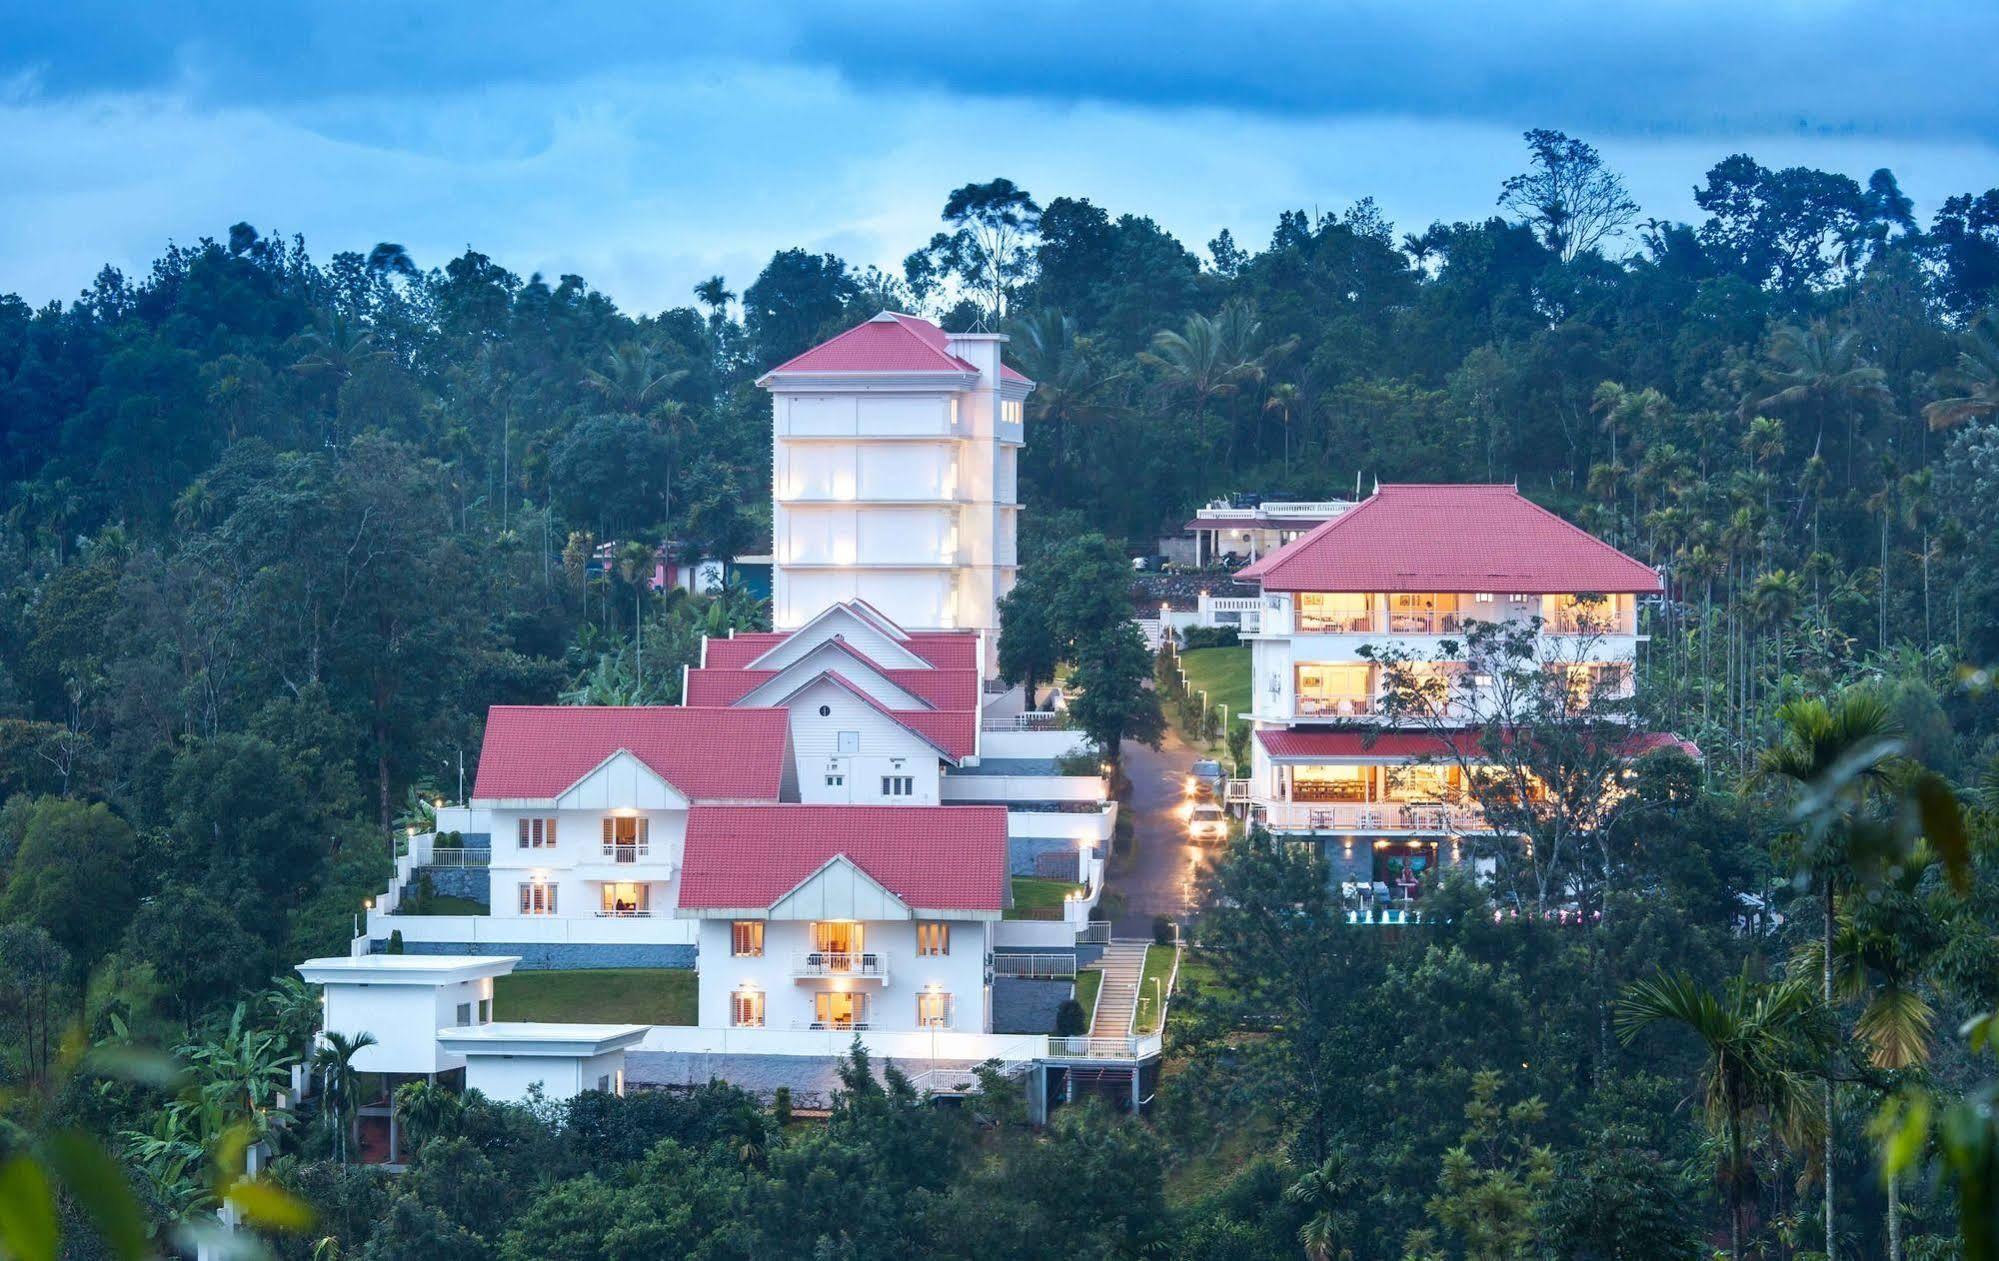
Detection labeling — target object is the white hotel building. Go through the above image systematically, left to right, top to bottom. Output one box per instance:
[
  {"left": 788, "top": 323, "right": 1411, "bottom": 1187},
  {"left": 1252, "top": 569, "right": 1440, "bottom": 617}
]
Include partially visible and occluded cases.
[
  {"left": 759, "top": 311, "right": 1032, "bottom": 672},
  {"left": 1231, "top": 483, "right": 1689, "bottom": 892}
]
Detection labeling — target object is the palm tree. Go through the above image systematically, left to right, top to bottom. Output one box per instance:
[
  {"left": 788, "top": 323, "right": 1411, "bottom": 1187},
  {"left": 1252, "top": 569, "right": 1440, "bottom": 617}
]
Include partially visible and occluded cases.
[
  {"left": 694, "top": 276, "right": 735, "bottom": 331},
  {"left": 1002, "top": 309, "right": 1126, "bottom": 478},
  {"left": 1923, "top": 311, "right": 1999, "bottom": 430},
  {"left": 1143, "top": 312, "right": 1242, "bottom": 461},
  {"left": 1740, "top": 321, "right": 1889, "bottom": 489},
  {"left": 583, "top": 341, "right": 688, "bottom": 419},
  {"left": 1264, "top": 382, "right": 1302, "bottom": 473},
  {"left": 617, "top": 540, "right": 656, "bottom": 689},
  {"left": 1757, "top": 691, "right": 1904, "bottom": 1261},
  {"left": 1795, "top": 849, "right": 1940, "bottom": 1261},
  {"left": 1618, "top": 968, "right": 1827, "bottom": 1261},
  {"left": 313, "top": 1031, "right": 378, "bottom": 1165},
  {"left": 392, "top": 1079, "right": 462, "bottom": 1153},
  {"left": 1284, "top": 1150, "right": 1359, "bottom": 1261}
]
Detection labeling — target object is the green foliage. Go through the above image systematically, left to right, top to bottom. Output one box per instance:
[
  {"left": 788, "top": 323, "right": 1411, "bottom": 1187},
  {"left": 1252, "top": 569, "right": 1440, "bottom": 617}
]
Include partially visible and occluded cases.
[{"left": 0, "top": 797, "right": 135, "bottom": 981}]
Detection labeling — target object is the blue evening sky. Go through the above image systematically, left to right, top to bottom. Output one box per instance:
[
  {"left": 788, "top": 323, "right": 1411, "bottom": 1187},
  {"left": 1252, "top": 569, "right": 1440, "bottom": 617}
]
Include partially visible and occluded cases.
[{"left": 3, "top": 1, "right": 1996, "bottom": 313}]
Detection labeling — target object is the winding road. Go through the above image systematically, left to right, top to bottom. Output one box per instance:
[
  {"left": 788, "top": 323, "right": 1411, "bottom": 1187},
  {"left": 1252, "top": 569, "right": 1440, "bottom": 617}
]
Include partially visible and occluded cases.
[{"left": 1108, "top": 724, "right": 1205, "bottom": 937}]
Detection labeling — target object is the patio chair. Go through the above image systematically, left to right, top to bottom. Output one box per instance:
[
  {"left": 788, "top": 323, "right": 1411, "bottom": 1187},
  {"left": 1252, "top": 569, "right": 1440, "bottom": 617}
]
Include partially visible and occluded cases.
[{"left": 1371, "top": 881, "right": 1392, "bottom": 905}]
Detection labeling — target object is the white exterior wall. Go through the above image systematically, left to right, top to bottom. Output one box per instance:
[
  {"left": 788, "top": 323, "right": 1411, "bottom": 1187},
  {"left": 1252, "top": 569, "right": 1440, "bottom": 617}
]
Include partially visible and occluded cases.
[
  {"left": 767, "top": 332, "right": 1025, "bottom": 674},
  {"left": 1248, "top": 592, "right": 1640, "bottom": 725},
  {"left": 783, "top": 677, "right": 944, "bottom": 804},
  {"left": 486, "top": 800, "right": 687, "bottom": 921},
  {"left": 696, "top": 917, "right": 992, "bottom": 1034},
  {"left": 321, "top": 977, "right": 493, "bottom": 1076},
  {"left": 463, "top": 1050, "right": 626, "bottom": 1102}
]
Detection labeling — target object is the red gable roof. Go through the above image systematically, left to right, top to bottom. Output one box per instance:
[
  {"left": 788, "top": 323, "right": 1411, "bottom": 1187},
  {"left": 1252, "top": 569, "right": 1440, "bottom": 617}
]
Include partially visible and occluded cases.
[
  {"left": 760, "top": 311, "right": 1034, "bottom": 386},
  {"left": 1236, "top": 484, "right": 1661, "bottom": 594},
  {"left": 691, "top": 613, "right": 981, "bottom": 758},
  {"left": 471, "top": 707, "right": 789, "bottom": 802},
  {"left": 1256, "top": 727, "right": 1698, "bottom": 762},
  {"left": 677, "top": 805, "right": 1009, "bottom": 912}
]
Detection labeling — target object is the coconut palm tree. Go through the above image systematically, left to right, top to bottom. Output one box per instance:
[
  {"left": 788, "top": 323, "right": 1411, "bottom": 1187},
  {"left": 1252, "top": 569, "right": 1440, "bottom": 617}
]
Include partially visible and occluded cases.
[
  {"left": 1003, "top": 309, "right": 1126, "bottom": 477},
  {"left": 1923, "top": 311, "right": 1999, "bottom": 431},
  {"left": 1143, "top": 312, "right": 1243, "bottom": 461},
  {"left": 1740, "top": 321, "right": 1889, "bottom": 489},
  {"left": 583, "top": 341, "right": 688, "bottom": 419},
  {"left": 1757, "top": 690, "right": 1904, "bottom": 1261},
  {"left": 1618, "top": 968, "right": 1828, "bottom": 1261},
  {"left": 313, "top": 1031, "right": 378, "bottom": 1165},
  {"left": 392, "top": 1079, "right": 462, "bottom": 1154},
  {"left": 1284, "top": 1150, "right": 1359, "bottom": 1261}
]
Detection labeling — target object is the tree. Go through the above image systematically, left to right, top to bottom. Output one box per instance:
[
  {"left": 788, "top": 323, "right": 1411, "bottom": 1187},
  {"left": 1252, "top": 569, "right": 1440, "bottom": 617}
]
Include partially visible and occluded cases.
[
  {"left": 1498, "top": 129, "right": 1639, "bottom": 262},
  {"left": 1695, "top": 156, "right": 1868, "bottom": 291},
  {"left": 905, "top": 179, "right": 1042, "bottom": 325},
  {"left": 744, "top": 248, "right": 858, "bottom": 368},
  {"left": 1924, "top": 311, "right": 1999, "bottom": 431},
  {"left": 1740, "top": 321, "right": 1889, "bottom": 483},
  {"left": 996, "top": 578, "right": 1060, "bottom": 711},
  {"left": 1066, "top": 621, "right": 1164, "bottom": 758},
  {"left": 1757, "top": 690, "right": 1903, "bottom": 1261},
  {"left": 0, "top": 795, "right": 136, "bottom": 981},
  {"left": 125, "top": 885, "right": 269, "bottom": 1028},
  {"left": 0, "top": 922, "right": 67, "bottom": 1083},
  {"left": 1618, "top": 968, "right": 1828, "bottom": 1261},
  {"left": 314, "top": 1030, "right": 379, "bottom": 1164},
  {"left": 1417, "top": 1072, "right": 1554, "bottom": 1261},
  {"left": 1542, "top": 1145, "right": 1705, "bottom": 1261},
  {"left": 1284, "top": 1150, "right": 1359, "bottom": 1261}
]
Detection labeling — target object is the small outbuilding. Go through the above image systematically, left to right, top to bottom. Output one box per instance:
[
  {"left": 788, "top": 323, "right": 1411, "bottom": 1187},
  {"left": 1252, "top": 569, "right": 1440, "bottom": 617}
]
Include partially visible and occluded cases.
[{"left": 434, "top": 1023, "right": 651, "bottom": 1102}]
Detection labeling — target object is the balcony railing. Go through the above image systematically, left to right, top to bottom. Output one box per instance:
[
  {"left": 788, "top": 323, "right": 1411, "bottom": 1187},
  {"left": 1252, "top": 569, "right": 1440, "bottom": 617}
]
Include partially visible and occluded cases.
[
  {"left": 1295, "top": 695, "right": 1374, "bottom": 718},
  {"left": 1257, "top": 800, "right": 1489, "bottom": 834},
  {"left": 599, "top": 843, "right": 649, "bottom": 863},
  {"left": 426, "top": 847, "right": 490, "bottom": 868},
  {"left": 594, "top": 908, "right": 653, "bottom": 918},
  {"left": 790, "top": 951, "right": 889, "bottom": 980},
  {"left": 791, "top": 1019, "right": 872, "bottom": 1031}
]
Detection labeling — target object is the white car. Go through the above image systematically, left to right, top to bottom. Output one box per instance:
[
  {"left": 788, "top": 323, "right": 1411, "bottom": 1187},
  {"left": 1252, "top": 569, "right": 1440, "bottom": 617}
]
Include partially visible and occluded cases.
[{"left": 1186, "top": 802, "right": 1228, "bottom": 844}]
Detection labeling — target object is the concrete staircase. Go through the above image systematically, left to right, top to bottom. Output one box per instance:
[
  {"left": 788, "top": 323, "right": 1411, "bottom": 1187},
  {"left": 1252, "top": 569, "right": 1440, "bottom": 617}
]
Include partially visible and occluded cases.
[{"left": 1088, "top": 941, "right": 1149, "bottom": 1037}]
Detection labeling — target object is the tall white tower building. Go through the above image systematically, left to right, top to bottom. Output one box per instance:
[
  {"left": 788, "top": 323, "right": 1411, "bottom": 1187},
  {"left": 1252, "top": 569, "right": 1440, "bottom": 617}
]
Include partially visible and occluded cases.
[{"left": 757, "top": 312, "right": 1033, "bottom": 674}]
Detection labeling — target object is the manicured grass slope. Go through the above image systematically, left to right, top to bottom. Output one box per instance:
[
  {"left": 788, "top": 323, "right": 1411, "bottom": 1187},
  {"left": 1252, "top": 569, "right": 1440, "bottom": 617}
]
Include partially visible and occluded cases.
[
  {"left": 1178, "top": 646, "right": 1251, "bottom": 726},
  {"left": 1005, "top": 876, "right": 1084, "bottom": 919},
  {"left": 1132, "top": 944, "right": 1179, "bottom": 1034},
  {"left": 494, "top": 968, "right": 696, "bottom": 1026}
]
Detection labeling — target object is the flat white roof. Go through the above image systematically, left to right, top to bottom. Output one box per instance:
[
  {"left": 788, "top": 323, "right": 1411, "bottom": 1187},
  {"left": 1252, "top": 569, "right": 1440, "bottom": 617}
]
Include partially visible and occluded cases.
[
  {"left": 296, "top": 955, "right": 519, "bottom": 986},
  {"left": 434, "top": 1022, "right": 650, "bottom": 1057}
]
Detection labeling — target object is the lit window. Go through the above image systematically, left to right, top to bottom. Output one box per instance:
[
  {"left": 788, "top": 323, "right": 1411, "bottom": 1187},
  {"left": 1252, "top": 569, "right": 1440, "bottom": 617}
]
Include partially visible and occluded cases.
[
  {"left": 517, "top": 817, "right": 556, "bottom": 849},
  {"left": 518, "top": 883, "right": 557, "bottom": 915},
  {"left": 731, "top": 921, "right": 765, "bottom": 958},
  {"left": 917, "top": 922, "right": 950, "bottom": 957},
  {"left": 731, "top": 989, "right": 765, "bottom": 1028},
  {"left": 916, "top": 991, "right": 950, "bottom": 1028}
]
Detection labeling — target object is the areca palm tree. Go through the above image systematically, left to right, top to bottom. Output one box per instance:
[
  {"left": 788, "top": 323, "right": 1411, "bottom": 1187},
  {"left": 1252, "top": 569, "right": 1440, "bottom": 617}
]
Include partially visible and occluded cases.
[
  {"left": 693, "top": 276, "right": 735, "bottom": 331},
  {"left": 1923, "top": 312, "right": 1999, "bottom": 431},
  {"left": 617, "top": 540, "right": 656, "bottom": 689},
  {"left": 1757, "top": 690, "right": 1904, "bottom": 1261},
  {"left": 1796, "top": 847, "right": 1941, "bottom": 1261},
  {"left": 1618, "top": 968, "right": 1827, "bottom": 1261},
  {"left": 312, "top": 1031, "right": 378, "bottom": 1165},
  {"left": 1284, "top": 1150, "right": 1359, "bottom": 1261}
]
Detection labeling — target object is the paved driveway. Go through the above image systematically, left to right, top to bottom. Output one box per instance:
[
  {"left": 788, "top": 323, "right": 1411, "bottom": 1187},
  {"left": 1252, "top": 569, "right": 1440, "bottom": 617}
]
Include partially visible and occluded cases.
[{"left": 1108, "top": 725, "right": 1206, "bottom": 936}]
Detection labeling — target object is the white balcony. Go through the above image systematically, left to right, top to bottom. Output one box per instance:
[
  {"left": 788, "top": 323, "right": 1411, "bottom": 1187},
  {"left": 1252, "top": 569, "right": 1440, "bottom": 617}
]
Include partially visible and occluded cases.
[
  {"left": 1255, "top": 800, "right": 1490, "bottom": 835},
  {"left": 599, "top": 843, "right": 649, "bottom": 864},
  {"left": 790, "top": 951, "right": 890, "bottom": 982}
]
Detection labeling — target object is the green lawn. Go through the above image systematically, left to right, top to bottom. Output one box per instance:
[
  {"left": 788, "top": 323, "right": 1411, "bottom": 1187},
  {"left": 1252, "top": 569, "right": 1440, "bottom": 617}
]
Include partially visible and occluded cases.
[
  {"left": 1178, "top": 645, "right": 1251, "bottom": 732},
  {"left": 1005, "top": 876, "right": 1083, "bottom": 920},
  {"left": 1132, "top": 944, "right": 1180, "bottom": 1033},
  {"left": 495, "top": 968, "right": 696, "bottom": 1025},
  {"left": 1073, "top": 968, "right": 1102, "bottom": 1022}
]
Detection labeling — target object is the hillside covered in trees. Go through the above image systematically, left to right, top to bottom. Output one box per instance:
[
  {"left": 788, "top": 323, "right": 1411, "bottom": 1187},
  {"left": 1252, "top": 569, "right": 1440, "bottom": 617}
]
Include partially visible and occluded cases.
[{"left": 5, "top": 132, "right": 1999, "bottom": 1258}]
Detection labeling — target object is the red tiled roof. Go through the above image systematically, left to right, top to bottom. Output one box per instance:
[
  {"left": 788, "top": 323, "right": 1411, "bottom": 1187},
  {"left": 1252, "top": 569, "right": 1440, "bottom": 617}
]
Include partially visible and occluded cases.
[
  {"left": 760, "top": 312, "right": 1035, "bottom": 387},
  {"left": 1236, "top": 484, "right": 1661, "bottom": 594},
  {"left": 692, "top": 609, "right": 980, "bottom": 758},
  {"left": 471, "top": 707, "right": 789, "bottom": 802},
  {"left": 1256, "top": 727, "right": 1699, "bottom": 761},
  {"left": 677, "top": 805, "right": 1009, "bottom": 911}
]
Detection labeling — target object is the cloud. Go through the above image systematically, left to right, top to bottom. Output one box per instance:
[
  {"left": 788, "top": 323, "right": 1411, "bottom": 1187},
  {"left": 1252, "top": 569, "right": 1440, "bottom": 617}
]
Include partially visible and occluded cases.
[{"left": 2, "top": 42, "right": 1997, "bottom": 316}]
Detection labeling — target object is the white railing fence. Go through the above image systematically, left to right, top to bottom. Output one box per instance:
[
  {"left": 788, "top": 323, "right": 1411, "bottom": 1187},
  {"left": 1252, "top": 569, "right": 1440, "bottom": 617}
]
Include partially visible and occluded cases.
[{"left": 993, "top": 953, "right": 1077, "bottom": 979}]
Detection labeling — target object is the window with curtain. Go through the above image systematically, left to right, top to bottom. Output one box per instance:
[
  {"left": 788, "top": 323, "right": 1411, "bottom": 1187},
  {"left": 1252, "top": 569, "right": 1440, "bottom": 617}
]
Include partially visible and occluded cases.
[{"left": 731, "top": 921, "right": 764, "bottom": 957}]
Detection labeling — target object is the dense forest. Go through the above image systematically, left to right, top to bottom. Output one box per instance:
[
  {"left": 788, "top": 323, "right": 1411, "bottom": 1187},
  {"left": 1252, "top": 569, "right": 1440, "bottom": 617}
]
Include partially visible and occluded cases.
[{"left": 5, "top": 131, "right": 1999, "bottom": 1257}]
